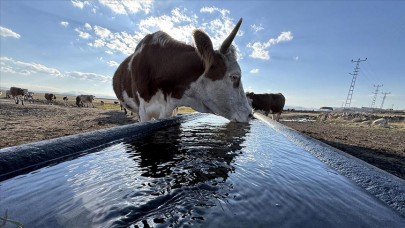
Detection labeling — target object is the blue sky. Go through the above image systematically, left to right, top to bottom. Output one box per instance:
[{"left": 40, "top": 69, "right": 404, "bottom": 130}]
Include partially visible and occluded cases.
[{"left": 1, "top": 0, "right": 404, "bottom": 110}]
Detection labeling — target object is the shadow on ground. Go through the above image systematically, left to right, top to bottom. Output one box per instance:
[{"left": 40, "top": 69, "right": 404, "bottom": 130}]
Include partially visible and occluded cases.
[{"left": 93, "top": 110, "right": 137, "bottom": 126}]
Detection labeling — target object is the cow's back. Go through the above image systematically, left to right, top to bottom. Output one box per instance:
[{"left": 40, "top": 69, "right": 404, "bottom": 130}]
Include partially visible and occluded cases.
[
  {"left": 130, "top": 32, "right": 204, "bottom": 102},
  {"left": 10, "top": 87, "right": 23, "bottom": 96},
  {"left": 250, "top": 93, "right": 285, "bottom": 114},
  {"left": 251, "top": 94, "right": 273, "bottom": 113}
]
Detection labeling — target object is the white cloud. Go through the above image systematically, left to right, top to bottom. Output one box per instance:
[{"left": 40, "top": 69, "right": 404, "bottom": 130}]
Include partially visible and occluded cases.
[
  {"left": 71, "top": 0, "right": 90, "bottom": 9},
  {"left": 99, "top": 0, "right": 153, "bottom": 15},
  {"left": 74, "top": 6, "right": 242, "bottom": 58},
  {"left": 200, "top": 6, "right": 230, "bottom": 17},
  {"left": 60, "top": 21, "right": 69, "bottom": 27},
  {"left": 84, "top": 23, "right": 92, "bottom": 30},
  {"left": 251, "top": 24, "right": 264, "bottom": 33},
  {"left": 0, "top": 26, "right": 21, "bottom": 39},
  {"left": 94, "top": 26, "right": 111, "bottom": 38},
  {"left": 75, "top": 28, "right": 91, "bottom": 39},
  {"left": 247, "top": 31, "right": 293, "bottom": 60},
  {"left": 1, "top": 56, "right": 111, "bottom": 83},
  {"left": 0, "top": 57, "right": 62, "bottom": 77},
  {"left": 106, "top": 60, "right": 119, "bottom": 67},
  {"left": 250, "top": 68, "right": 259, "bottom": 74},
  {"left": 65, "top": 71, "right": 111, "bottom": 82}
]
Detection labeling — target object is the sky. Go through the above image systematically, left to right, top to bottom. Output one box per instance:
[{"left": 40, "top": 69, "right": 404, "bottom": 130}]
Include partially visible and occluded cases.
[{"left": 1, "top": 0, "right": 404, "bottom": 110}]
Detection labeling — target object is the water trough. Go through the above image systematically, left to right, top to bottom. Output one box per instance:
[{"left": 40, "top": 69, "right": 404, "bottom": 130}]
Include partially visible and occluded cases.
[{"left": 0, "top": 113, "right": 404, "bottom": 227}]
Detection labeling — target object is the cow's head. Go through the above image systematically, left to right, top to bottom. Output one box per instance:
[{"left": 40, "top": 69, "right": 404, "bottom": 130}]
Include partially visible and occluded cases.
[
  {"left": 191, "top": 18, "right": 252, "bottom": 122},
  {"left": 245, "top": 92, "right": 254, "bottom": 106}
]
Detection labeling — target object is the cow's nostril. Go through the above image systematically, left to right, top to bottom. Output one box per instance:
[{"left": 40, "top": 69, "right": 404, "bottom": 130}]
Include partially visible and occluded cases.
[{"left": 248, "top": 113, "right": 253, "bottom": 118}]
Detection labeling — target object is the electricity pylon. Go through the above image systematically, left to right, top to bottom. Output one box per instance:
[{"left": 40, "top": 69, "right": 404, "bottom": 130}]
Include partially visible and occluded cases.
[
  {"left": 344, "top": 58, "right": 367, "bottom": 108},
  {"left": 370, "top": 84, "right": 383, "bottom": 108},
  {"left": 380, "top": 92, "right": 391, "bottom": 109}
]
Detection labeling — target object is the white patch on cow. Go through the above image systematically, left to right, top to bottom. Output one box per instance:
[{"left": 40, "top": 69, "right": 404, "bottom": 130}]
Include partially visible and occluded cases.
[
  {"left": 128, "top": 44, "right": 144, "bottom": 71},
  {"left": 138, "top": 90, "right": 177, "bottom": 122},
  {"left": 122, "top": 91, "right": 138, "bottom": 113}
]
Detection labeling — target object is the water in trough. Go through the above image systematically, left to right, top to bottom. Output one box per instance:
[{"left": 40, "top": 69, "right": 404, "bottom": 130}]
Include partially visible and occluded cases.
[{"left": 0, "top": 115, "right": 404, "bottom": 227}]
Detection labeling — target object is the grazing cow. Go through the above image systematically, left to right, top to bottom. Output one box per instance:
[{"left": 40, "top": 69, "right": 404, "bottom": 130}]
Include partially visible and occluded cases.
[
  {"left": 113, "top": 18, "right": 252, "bottom": 122},
  {"left": 9, "top": 87, "right": 25, "bottom": 105},
  {"left": 24, "top": 91, "right": 35, "bottom": 103},
  {"left": 245, "top": 92, "right": 286, "bottom": 121},
  {"left": 44, "top": 93, "right": 56, "bottom": 104},
  {"left": 76, "top": 95, "right": 95, "bottom": 108},
  {"left": 63, "top": 96, "right": 69, "bottom": 106},
  {"left": 100, "top": 100, "right": 104, "bottom": 105}
]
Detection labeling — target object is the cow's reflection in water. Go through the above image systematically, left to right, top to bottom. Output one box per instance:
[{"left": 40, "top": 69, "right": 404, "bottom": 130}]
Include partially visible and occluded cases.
[{"left": 119, "top": 121, "right": 250, "bottom": 226}]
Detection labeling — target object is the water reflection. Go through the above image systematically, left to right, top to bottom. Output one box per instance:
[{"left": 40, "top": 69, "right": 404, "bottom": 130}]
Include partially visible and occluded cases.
[{"left": 116, "top": 121, "right": 251, "bottom": 226}]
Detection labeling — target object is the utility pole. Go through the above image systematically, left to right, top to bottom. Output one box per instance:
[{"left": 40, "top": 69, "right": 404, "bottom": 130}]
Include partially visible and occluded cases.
[
  {"left": 344, "top": 58, "right": 367, "bottom": 108},
  {"left": 370, "top": 84, "right": 383, "bottom": 108},
  {"left": 380, "top": 92, "right": 391, "bottom": 109}
]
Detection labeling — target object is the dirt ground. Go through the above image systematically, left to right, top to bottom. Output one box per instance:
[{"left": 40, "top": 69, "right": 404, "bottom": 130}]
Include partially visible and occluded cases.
[
  {"left": 1, "top": 98, "right": 404, "bottom": 179},
  {"left": 282, "top": 111, "right": 405, "bottom": 179}
]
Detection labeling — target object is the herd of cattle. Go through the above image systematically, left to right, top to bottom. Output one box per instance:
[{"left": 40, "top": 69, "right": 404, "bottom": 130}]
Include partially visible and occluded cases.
[
  {"left": 5, "top": 19, "right": 286, "bottom": 122},
  {"left": 5, "top": 87, "right": 96, "bottom": 108}
]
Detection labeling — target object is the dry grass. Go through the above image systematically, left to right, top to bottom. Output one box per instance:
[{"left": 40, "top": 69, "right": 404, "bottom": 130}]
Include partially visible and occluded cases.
[{"left": 1, "top": 89, "right": 197, "bottom": 114}]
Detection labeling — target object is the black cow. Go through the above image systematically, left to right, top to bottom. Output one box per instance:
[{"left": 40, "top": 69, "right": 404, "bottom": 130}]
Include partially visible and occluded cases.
[
  {"left": 245, "top": 92, "right": 286, "bottom": 121},
  {"left": 45, "top": 93, "right": 56, "bottom": 104}
]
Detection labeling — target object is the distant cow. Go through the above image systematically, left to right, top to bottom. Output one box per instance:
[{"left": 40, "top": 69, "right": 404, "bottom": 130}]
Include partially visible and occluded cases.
[
  {"left": 113, "top": 18, "right": 251, "bottom": 122},
  {"left": 10, "top": 87, "right": 25, "bottom": 105},
  {"left": 5, "top": 90, "right": 11, "bottom": 98},
  {"left": 24, "top": 91, "right": 35, "bottom": 103},
  {"left": 245, "top": 92, "right": 286, "bottom": 121},
  {"left": 44, "top": 93, "right": 56, "bottom": 104},
  {"left": 76, "top": 95, "right": 95, "bottom": 108},
  {"left": 63, "top": 96, "right": 69, "bottom": 106},
  {"left": 100, "top": 100, "right": 104, "bottom": 105}
]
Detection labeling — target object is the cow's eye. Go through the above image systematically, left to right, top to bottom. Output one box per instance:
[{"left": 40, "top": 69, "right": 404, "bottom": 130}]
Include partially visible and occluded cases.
[{"left": 230, "top": 75, "right": 238, "bottom": 81}]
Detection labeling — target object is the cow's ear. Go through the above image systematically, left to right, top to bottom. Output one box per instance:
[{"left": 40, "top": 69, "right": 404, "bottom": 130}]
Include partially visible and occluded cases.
[{"left": 193, "top": 29, "right": 214, "bottom": 71}]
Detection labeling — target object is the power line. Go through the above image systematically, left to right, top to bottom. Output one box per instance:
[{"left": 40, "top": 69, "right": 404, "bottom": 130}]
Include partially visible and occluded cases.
[
  {"left": 344, "top": 58, "right": 367, "bottom": 108},
  {"left": 370, "top": 84, "right": 383, "bottom": 108},
  {"left": 380, "top": 92, "right": 391, "bottom": 109}
]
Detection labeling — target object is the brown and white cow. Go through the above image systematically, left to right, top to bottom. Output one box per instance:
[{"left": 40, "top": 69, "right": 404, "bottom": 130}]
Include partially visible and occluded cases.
[
  {"left": 113, "top": 18, "right": 252, "bottom": 122},
  {"left": 10, "top": 87, "right": 25, "bottom": 105},
  {"left": 245, "top": 92, "right": 286, "bottom": 121},
  {"left": 44, "top": 93, "right": 56, "bottom": 104},
  {"left": 76, "top": 95, "right": 95, "bottom": 108}
]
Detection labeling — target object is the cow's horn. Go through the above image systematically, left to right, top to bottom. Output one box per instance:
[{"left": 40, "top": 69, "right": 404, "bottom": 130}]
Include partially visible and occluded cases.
[{"left": 220, "top": 18, "right": 242, "bottom": 54}]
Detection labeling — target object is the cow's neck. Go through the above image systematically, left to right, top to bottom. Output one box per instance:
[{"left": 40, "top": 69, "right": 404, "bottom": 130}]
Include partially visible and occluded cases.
[{"left": 175, "top": 77, "right": 213, "bottom": 114}]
